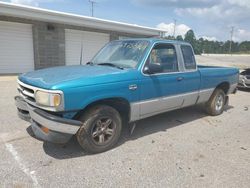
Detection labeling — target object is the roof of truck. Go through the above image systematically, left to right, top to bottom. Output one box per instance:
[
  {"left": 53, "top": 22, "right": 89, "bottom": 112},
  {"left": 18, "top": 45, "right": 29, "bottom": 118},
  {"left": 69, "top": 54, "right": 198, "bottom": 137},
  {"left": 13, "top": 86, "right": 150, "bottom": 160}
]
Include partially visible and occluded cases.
[{"left": 118, "top": 38, "right": 191, "bottom": 45}]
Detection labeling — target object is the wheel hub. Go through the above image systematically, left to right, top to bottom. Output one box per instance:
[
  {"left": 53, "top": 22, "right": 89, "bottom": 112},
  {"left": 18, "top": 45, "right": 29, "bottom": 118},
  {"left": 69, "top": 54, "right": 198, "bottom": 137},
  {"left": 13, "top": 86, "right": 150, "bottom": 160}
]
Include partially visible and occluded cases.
[
  {"left": 215, "top": 94, "right": 224, "bottom": 111},
  {"left": 91, "top": 117, "right": 115, "bottom": 145}
]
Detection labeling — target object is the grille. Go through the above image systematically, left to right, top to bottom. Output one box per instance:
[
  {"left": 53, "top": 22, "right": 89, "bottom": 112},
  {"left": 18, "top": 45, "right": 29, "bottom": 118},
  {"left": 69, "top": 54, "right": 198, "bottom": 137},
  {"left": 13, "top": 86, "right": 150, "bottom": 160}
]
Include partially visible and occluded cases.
[
  {"left": 17, "top": 80, "right": 64, "bottom": 112},
  {"left": 17, "top": 82, "right": 36, "bottom": 103}
]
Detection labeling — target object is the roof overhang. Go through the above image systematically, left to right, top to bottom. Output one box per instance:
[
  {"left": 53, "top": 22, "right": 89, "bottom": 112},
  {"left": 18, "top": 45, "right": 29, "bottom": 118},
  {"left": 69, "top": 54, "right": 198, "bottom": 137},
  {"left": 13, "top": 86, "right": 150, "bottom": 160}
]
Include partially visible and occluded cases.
[{"left": 0, "top": 2, "right": 165, "bottom": 36}]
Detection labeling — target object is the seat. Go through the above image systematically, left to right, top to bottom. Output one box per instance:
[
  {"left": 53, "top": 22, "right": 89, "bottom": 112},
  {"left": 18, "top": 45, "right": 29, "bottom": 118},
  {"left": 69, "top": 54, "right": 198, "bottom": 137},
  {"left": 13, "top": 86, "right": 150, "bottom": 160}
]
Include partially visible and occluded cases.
[{"left": 160, "top": 55, "right": 177, "bottom": 72}]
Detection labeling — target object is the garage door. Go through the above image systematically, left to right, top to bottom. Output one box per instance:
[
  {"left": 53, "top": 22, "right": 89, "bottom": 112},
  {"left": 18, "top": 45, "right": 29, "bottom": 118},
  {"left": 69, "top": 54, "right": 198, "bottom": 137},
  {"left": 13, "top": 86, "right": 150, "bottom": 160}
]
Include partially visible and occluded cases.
[
  {"left": 0, "top": 21, "right": 34, "bottom": 74},
  {"left": 65, "top": 29, "right": 110, "bottom": 66}
]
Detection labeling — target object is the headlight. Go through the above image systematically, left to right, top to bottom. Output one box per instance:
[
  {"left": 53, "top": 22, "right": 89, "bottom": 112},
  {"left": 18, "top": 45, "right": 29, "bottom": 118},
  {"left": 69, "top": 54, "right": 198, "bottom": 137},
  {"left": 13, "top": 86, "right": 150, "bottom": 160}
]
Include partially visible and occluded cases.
[{"left": 35, "top": 90, "right": 61, "bottom": 107}]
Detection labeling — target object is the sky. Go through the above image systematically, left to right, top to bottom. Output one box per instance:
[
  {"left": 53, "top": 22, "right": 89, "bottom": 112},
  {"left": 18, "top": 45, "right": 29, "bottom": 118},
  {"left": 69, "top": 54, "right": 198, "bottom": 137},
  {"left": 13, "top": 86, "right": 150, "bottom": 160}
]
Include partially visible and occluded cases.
[{"left": 1, "top": 0, "right": 250, "bottom": 42}]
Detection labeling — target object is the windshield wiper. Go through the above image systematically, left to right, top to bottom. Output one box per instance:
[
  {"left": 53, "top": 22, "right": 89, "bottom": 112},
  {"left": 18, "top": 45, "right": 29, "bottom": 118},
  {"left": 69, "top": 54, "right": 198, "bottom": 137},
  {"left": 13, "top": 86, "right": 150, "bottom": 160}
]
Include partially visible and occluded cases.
[
  {"left": 86, "top": 61, "right": 94, "bottom": 65},
  {"left": 97, "top": 62, "right": 124, "bottom": 70}
]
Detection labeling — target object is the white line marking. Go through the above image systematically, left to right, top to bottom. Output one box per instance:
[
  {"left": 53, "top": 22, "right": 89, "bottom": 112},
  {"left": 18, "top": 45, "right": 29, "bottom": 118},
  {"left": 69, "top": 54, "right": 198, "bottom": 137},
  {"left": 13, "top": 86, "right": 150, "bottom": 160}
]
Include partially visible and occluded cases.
[{"left": 4, "top": 143, "right": 40, "bottom": 187}]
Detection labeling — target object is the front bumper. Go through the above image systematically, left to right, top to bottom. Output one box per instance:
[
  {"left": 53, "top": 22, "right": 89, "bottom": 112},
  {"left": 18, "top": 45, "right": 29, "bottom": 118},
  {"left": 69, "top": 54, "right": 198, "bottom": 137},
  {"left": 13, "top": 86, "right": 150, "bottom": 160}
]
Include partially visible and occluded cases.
[
  {"left": 238, "top": 78, "right": 250, "bottom": 89},
  {"left": 15, "top": 96, "right": 82, "bottom": 144}
]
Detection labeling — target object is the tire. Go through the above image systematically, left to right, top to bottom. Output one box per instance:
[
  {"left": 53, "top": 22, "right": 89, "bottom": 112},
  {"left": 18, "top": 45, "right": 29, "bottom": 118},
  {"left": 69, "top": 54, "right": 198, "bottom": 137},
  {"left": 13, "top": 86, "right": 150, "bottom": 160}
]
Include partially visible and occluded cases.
[
  {"left": 205, "top": 88, "right": 226, "bottom": 116},
  {"left": 76, "top": 105, "right": 122, "bottom": 153}
]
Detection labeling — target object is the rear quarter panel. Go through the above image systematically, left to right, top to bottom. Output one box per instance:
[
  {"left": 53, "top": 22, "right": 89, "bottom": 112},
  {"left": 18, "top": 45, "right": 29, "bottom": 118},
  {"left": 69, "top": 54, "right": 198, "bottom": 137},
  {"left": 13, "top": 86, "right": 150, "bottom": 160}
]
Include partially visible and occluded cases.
[{"left": 198, "top": 65, "right": 239, "bottom": 90}]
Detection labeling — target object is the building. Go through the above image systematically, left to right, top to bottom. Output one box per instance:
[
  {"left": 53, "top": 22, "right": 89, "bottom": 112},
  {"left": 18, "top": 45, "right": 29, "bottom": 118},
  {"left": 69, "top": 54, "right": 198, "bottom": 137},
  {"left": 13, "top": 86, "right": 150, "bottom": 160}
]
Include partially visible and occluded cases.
[{"left": 0, "top": 2, "right": 165, "bottom": 74}]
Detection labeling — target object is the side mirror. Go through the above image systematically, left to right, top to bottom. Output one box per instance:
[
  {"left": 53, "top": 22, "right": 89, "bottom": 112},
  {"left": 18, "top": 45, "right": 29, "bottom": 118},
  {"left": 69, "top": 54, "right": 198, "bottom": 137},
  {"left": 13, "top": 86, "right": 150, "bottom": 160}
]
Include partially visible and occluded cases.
[{"left": 144, "top": 63, "right": 163, "bottom": 74}]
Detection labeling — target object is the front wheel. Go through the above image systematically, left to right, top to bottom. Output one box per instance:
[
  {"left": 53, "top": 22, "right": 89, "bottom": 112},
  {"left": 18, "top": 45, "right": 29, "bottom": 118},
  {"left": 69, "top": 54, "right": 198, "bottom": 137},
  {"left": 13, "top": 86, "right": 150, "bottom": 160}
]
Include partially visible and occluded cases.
[
  {"left": 205, "top": 88, "right": 226, "bottom": 116},
  {"left": 76, "top": 105, "right": 122, "bottom": 153}
]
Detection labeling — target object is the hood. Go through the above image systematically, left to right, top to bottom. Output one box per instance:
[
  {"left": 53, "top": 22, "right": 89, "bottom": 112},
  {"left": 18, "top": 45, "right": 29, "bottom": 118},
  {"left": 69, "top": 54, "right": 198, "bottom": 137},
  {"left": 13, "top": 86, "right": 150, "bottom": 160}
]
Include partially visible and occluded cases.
[{"left": 19, "top": 65, "right": 137, "bottom": 90}]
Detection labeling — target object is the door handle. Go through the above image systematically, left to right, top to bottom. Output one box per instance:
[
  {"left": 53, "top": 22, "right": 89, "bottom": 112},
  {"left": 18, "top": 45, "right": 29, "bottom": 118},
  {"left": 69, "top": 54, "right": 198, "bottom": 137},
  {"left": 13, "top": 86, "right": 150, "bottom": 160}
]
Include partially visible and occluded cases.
[
  {"left": 177, "top": 77, "right": 184, "bottom": 81},
  {"left": 129, "top": 84, "right": 137, "bottom": 90}
]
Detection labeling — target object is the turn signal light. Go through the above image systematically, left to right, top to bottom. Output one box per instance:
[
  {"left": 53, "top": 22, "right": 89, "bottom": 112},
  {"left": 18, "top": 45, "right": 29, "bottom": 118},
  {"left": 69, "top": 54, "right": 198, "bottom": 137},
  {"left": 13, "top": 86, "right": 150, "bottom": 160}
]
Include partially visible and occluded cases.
[
  {"left": 53, "top": 94, "right": 61, "bottom": 107},
  {"left": 41, "top": 126, "right": 50, "bottom": 134}
]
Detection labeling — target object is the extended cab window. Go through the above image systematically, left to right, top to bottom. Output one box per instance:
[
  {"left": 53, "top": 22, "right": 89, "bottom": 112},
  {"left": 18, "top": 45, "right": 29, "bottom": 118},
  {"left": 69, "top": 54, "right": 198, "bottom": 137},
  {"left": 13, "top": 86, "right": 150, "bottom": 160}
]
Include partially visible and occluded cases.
[
  {"left": 146, "top": 44, "right": 178, "bottom": 73},
  {"left": 181, "top": 45, "right": 196, "bottom": 70}
]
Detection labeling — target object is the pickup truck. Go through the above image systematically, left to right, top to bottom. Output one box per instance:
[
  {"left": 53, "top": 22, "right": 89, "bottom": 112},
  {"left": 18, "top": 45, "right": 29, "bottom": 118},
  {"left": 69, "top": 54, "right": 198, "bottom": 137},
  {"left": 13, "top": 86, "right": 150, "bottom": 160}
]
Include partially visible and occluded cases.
[{"left": 15, "top": 39, "right": 239, "bottom": 153}]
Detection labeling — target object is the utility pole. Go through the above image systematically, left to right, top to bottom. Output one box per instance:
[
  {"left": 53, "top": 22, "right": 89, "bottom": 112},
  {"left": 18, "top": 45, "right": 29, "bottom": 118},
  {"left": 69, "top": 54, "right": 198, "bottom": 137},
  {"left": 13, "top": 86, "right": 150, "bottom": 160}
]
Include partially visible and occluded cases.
[
  {"left": 89, "top": 0, "right": 97, "bottom": 17},
  {"left": 173, "top": 19, "right": 177, "bottom": 38},
  {"left": 229, "top": 26, "right": 234, "bottom": 55}
]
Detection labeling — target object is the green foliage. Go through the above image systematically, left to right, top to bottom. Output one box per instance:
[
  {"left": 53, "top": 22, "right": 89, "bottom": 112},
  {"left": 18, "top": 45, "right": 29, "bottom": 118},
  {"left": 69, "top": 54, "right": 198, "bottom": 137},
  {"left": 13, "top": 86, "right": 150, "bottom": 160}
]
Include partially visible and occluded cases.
[
  {"left": 163, "top": 29, "right": 250, "bottom": 54},
  {"left": 184, "top": 30, "right": 202, "bottom": 54},
  {"left": 164, "top": 35, "right": 175, "bottom": 40},
  {"left": 176, "top": 35, "right": 183, "bottom": 41},
  {"left": 239, "top": 41, "right": 250, "bottom": 53}
]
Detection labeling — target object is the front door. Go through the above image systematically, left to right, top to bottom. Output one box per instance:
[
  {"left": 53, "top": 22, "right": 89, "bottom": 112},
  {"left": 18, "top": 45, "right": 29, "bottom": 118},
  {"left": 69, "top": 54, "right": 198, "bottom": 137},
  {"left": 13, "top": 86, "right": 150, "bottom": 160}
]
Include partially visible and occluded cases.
[{"left": 139, "top": 43, "right": 188, "bottom": 118}]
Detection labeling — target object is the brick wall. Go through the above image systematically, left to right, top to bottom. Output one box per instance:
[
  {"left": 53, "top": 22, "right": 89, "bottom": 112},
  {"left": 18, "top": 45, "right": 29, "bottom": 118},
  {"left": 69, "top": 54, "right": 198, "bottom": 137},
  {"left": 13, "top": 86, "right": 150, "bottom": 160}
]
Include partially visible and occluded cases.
[{"left": 32, "top": 23, "right": 65, "bottom": 69}]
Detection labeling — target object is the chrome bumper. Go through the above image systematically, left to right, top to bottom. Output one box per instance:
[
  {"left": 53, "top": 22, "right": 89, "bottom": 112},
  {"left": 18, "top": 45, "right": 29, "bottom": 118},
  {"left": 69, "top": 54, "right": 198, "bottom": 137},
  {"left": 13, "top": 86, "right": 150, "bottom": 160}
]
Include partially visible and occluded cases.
[
  {"left": 238, "top": 79, "right": 250, "bottom": 88},
  {"left": 15, "top": 96, "right": 82, "bottom": 143}
]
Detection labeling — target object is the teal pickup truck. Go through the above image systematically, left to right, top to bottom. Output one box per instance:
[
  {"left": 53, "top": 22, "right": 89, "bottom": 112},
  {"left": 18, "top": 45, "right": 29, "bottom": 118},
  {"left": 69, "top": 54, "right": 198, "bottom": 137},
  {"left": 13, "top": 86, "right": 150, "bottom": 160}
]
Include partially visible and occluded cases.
[{"left": 15, "top": 39, "right": 239, "bottom": 153}]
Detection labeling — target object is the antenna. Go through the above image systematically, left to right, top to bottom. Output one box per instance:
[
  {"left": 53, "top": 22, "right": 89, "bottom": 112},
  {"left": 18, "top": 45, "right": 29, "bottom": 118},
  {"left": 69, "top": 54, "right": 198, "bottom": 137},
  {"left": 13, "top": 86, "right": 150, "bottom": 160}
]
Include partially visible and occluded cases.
[
  {"left": 89, "top": 0, "right": 97, "bottom": 17},
  {"left": 229, "top": 26, "right": 234, "bottom": 55},
  {"left": 80, "top": 35, "right": 83, "bottom": 65},
  {"left": 80, "top": 41, "right": 83, "bottom": 65}
]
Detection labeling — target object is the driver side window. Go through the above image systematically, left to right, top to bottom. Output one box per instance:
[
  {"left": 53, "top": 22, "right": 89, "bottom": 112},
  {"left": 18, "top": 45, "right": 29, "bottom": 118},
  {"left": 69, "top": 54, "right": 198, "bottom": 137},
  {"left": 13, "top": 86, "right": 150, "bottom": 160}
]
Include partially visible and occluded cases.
[{"left": 146, "top": 44, "right": 178, "bottom": 73}]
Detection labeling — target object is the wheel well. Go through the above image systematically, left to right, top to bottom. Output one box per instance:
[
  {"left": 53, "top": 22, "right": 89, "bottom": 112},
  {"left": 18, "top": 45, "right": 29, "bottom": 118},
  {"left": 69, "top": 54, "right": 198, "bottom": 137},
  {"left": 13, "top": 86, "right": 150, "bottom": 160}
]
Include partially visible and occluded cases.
[
  {"left": 216, "top": 82, "right": 230, "bottom": 94},
  {"left": 74, "top": 98, "right": 130, "bottom": 123}
]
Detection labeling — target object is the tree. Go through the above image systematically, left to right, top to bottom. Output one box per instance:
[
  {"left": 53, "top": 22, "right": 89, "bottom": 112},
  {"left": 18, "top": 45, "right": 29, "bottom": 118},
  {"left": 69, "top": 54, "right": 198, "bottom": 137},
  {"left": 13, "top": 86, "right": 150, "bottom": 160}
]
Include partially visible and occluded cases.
[
  {"left": 162, "top": 29, "right": 250, "bottom": 54},
  {"left": 184, "top": 30, "right": 202, "bottom": 54},
  {"left": 184, "top": 30, "right": 196, "bottom": 44},
  {"left": 164, "top": 35, "right": 175, "bottom": 40},
  {"left": 176, "top": 35, "right": 183, "bottom": 41},
  {"left": 239, "top": 41, "right": 250, "bottom": 53}
]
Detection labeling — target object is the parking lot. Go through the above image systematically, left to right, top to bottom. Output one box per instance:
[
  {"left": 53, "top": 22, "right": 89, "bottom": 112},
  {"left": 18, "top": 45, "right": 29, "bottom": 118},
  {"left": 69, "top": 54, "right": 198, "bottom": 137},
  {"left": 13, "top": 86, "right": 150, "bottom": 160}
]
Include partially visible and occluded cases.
[
  {"left": 196, "top": 54, "right": 250, "bottom": 69},
  {"left": 1, "top": 55, "right": 250, "bottom": 188}
]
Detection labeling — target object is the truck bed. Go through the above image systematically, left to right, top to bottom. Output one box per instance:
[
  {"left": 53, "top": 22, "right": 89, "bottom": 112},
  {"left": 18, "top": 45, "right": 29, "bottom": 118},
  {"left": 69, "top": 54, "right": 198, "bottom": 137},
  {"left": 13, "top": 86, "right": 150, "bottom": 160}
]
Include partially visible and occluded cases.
[{"left": 198, "top": 65, "right": 239, "bottom": 90}]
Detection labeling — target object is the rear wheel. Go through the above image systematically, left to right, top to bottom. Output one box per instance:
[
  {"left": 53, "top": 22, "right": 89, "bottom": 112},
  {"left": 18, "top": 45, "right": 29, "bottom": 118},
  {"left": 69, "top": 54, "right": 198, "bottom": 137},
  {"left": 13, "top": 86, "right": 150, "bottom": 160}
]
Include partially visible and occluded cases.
[
  {"left": 205, "top": 88, "right": 226, "bottom": 116},
  {"left": 76, "top": 105, "right": 122, "bottom": 153}
]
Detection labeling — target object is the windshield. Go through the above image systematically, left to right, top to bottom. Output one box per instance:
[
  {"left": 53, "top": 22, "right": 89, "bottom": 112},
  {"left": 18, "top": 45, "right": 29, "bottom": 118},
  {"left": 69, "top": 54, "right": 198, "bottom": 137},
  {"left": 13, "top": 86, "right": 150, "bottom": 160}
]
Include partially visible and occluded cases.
[{"left": 91, "top": 40, "right": 149, "bottom": 68}]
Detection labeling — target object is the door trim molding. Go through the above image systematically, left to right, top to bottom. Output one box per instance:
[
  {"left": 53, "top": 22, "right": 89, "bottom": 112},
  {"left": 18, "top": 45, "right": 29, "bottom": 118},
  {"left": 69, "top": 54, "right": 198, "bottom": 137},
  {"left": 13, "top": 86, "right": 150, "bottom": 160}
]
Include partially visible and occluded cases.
[{"left": 129, "top": 88, "right": 214, "bottom": 122}]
